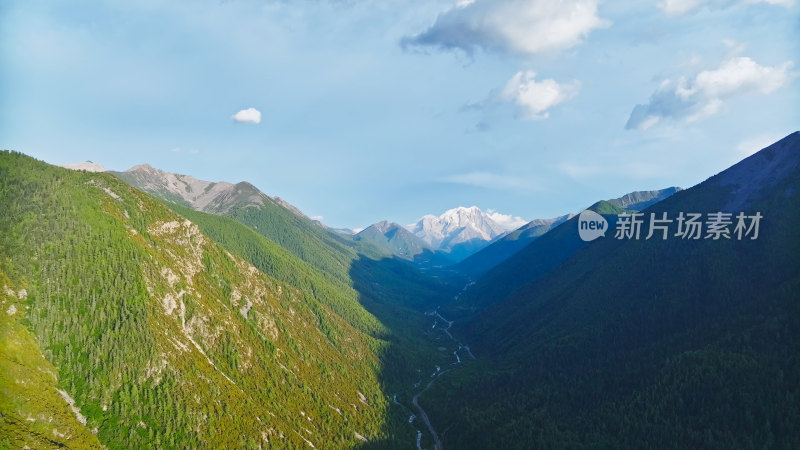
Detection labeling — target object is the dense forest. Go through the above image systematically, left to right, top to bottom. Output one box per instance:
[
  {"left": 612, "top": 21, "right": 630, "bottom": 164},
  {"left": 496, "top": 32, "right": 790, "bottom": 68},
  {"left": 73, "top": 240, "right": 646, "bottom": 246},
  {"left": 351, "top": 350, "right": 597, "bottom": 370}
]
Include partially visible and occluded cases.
[{"left": 0, "top": 151, "right": 451, "bottom": 448}]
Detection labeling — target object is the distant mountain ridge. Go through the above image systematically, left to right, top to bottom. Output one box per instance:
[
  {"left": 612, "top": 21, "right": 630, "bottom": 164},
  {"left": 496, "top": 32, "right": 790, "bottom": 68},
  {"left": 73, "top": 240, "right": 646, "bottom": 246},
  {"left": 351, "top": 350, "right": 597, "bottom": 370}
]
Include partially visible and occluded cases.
[
  {"left": 112, "top": 164, "right": 302, "bottom": 217},
  {"left": 455, "top": 187, "right": 680, "bottom": 278},
  {"left": 354, "top": 221, "right": 454, "bottom": 266},
  {"left": 357, "top": 221, "right": 431, "bottom": 256}
]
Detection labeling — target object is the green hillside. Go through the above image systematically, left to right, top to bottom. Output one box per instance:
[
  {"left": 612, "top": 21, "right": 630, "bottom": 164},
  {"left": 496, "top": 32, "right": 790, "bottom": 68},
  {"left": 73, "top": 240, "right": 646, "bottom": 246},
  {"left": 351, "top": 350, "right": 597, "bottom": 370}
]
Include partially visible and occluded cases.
[
  {"left": 423, "top": 133, "right": 800, "bottom": 448},
  {"left": 0, "top": 151, "right": 424, "bottom": 448},
  {"left": 164, "top": 203, "right": 452, "bottom": 393}
]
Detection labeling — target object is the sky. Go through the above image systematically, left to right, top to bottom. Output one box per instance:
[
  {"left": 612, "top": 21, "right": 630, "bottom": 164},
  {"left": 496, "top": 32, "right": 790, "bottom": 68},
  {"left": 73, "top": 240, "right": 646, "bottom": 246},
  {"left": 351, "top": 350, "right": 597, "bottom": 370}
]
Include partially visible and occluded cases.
[{"left": 1, "top": 0, "right": 798, "bottom": 229}]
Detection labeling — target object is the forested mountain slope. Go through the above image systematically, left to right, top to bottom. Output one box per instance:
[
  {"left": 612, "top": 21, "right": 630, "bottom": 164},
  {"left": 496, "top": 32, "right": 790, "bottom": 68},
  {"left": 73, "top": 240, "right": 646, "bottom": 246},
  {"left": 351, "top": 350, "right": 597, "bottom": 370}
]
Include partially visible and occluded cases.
[
  {"left": 423, "top": 132, "right": 800, "bottom": 449},
  {"left": 0, "top": 151, "right": 415, "bottom": 448},
  {"left": 113, "top": 165, "right": 454, "bottom": 311},
  {"left": 447, "top": 201, "right": 625, "bottom": 317},
  {"left": 165, "top": 203, "right": 451, "bottom": 394},
  {"left": 452, "top": 213, "right": 572, "bottom": 280}
]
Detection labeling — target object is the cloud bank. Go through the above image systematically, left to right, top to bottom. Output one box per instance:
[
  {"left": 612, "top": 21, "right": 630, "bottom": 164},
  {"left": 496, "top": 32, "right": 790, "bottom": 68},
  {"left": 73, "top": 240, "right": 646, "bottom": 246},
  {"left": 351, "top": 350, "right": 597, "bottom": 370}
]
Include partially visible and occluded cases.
[
  {"left": 402, "top": 0, "right": 608, "bottom": 57},
  {"left": 626, "top": 57, "right": 794, "bottom": 130},
  {"left": 232, "top": 107, "right": 262, "bottom": 124}
]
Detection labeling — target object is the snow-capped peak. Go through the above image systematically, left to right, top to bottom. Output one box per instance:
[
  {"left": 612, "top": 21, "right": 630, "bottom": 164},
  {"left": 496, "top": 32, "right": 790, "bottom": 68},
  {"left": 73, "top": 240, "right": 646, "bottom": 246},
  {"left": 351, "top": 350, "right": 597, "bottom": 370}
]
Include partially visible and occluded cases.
[{"left": 407, "top": 206, "right": 526, "bottom": 252}]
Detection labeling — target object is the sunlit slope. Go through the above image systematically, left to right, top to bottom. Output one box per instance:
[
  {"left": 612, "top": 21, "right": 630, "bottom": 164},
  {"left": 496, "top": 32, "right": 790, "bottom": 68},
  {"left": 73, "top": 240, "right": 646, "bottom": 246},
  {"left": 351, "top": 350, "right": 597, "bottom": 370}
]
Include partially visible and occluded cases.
[
  {"left": 0, "top": 151, "right": 397, "bottom": 448},
  {"left": 114, "top": 165, "right": 454, "bottom": 312},
  {"left": 1, "top": 269, "right": 103, "bottom": 449}
]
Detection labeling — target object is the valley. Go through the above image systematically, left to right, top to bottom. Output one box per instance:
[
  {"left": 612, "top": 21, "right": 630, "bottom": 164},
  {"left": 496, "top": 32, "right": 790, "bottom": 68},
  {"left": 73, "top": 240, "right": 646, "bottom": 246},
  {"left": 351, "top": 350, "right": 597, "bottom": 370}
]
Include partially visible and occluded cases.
[
  {"left": 4, "top": 0, "right": 798, "bottom": 446},
  {"left": 1, "top": 131, "right": 799, "bottom": 449}
]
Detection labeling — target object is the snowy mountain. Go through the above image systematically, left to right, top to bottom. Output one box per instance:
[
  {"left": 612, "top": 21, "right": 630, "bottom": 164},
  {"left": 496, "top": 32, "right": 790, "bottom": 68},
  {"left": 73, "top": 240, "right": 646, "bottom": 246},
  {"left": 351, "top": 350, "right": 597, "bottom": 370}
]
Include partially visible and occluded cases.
[{"left": 406, "top": 206, "right": 526, "bottom": 261}]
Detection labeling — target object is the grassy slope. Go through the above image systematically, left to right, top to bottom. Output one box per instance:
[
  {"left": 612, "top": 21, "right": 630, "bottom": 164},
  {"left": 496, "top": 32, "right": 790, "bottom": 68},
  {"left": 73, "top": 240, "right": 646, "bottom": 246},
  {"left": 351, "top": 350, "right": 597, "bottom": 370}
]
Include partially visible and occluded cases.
[{"left": 0, "top": 151, "right": 410, "bottom": 448}]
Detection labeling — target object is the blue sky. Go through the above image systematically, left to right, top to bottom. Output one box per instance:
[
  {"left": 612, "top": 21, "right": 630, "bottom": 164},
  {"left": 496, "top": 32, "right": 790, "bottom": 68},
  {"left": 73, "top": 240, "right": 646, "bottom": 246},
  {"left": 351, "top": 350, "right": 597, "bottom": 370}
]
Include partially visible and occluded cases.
[{"left": 2, "top": 0, "right": 798, "bottom": 229}]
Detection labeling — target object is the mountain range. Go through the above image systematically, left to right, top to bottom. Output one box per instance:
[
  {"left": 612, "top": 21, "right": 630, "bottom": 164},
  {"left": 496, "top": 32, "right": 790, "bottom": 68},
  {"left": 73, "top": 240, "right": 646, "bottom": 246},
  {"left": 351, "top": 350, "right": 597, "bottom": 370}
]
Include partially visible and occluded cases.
[
  {"left": 81, "top": 163, "right": 680, "bottom": 271},
  {"left": 454, "top": 187, "right": 681, "bottom": 278}
]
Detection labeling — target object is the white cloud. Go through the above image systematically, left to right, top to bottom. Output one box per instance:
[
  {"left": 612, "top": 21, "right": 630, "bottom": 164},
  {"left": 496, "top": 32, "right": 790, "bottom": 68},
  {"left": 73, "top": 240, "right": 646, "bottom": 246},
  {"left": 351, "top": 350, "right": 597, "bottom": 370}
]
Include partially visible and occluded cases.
[
  {"left": 402, "top": 0, "right": 609, "bottom": 57},
  {"left": 659, "top": 0, "right": 795, "bottom": 15},
  {"left": 626, "top": 57, "right": 795, "bottom": 130},
  {"left": 499, "top": 71, "right": 580, "bottom": 120},
  {"left": 232, "top": 107, "right": 262, "bottom": 124},
  {"left": 440, "top": 171, "right": 540, "bottom": 192},
  {"left": 486, "top": 210, "right": 528, "bottom": 229},
  {"left": 311, "top": 215, "right": 324, "bottom": 222}
]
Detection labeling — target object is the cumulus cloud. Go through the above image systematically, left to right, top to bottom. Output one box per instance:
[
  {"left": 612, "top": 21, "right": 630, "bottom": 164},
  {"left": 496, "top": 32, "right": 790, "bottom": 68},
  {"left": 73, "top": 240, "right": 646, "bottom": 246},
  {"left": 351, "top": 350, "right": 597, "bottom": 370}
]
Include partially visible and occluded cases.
[
  {"left": 402, "top": 0, "right": 608, "bottom": 57},
  {"left": 658, "top": 0, "right": 795, "bottom": 16},
  {"left": 626, "top": 57, "right": 795, "bottom": 130},
  {"left": 499, "top": 71, "right": 580, "bottom": 120},
  {"left": 232, "top": 107, "right": 262, "bottom": 124},
  {"left": 440, "top": 171, "right": 540, "bottom": 192},
  {"left": 486, "top": 210, "right": 528, "bottom": 229}
]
